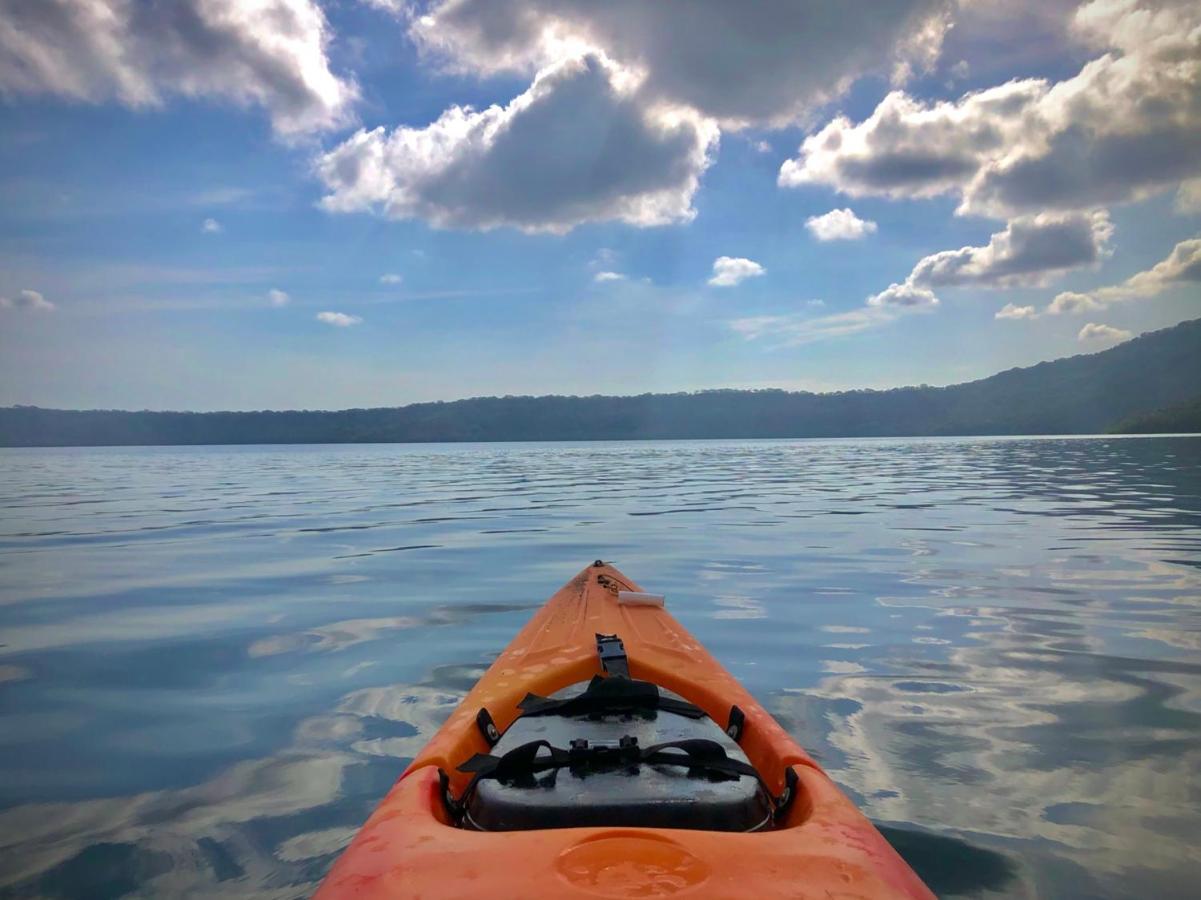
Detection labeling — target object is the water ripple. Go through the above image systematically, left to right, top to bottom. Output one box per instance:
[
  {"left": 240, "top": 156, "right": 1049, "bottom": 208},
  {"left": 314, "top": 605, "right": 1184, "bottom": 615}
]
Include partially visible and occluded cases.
[{"left": 0, "top": 436, "right": 1198, "bottom": 898}]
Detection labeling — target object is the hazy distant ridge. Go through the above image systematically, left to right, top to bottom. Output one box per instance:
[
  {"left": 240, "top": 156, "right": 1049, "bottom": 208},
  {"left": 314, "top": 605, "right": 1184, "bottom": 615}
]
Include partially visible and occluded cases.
[{"left": 3, "top": 319, "right": 1199, "bottom": 447}]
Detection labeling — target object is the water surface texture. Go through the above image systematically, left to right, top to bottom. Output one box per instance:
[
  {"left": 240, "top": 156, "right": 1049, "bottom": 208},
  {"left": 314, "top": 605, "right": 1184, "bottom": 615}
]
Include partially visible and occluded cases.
[{"left": 1, "top": 438, "right": 1199, "bottom": 898}]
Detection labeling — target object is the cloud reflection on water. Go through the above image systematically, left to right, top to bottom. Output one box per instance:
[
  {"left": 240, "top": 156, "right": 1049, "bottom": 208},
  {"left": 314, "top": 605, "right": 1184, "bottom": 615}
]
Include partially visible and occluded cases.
[
  {"left": 0, "top": 436, "right": 1198, "bottom": 898},
  {"left": 0, "top": 665, "right": 480, "bottom": 897}
]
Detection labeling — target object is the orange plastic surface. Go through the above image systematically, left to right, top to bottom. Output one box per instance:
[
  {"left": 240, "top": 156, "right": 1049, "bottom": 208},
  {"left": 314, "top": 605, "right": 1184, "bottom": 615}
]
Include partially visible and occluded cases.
[{"left": 316, "top": 563, "right": 934, "bottom": 899}]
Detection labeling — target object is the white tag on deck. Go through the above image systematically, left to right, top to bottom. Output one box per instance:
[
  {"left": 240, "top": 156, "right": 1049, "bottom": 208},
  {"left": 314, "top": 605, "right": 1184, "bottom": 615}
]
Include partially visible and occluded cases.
[{"left": 617, "top": 591, "right": 665, "bottom": 607}]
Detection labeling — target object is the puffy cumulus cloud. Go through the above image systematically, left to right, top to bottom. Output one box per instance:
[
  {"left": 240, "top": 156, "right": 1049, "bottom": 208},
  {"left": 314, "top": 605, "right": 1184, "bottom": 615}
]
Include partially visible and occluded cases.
[
  {"left": 0, "top": 0, "right": 356, "bottom": 137},
  {"left": 411, "top": 0, "right": 956, "bottom": 129},
  {"left": 781, "top": 0, "right": 1201, "bottom": 216},
  {"left": 317, "top": 54, "right": 718, "bottom": 233},
  {"left": 780, "top": 79, "right": 1045, "bottom": 200},
  {"left": 805, "top": 208, "right": 878, "bottom": 242},
  {"left": 861, "top": 211, "right": 1111, "bottom": 319},
  {"left": 909, "top": 211, "right": 1113, "bottom": 289},
  {"left": 201, "top": 218, "right": 222, "bottom": 234},
  {"left": 1049, "top": 235, "right": 1201, "bottom": 314},
  {"left": 708, "top": 256, "right": 765, "bottom": 288},
  {"left": 593, "top": 271, "right": 625, "bottom": 283},
  {"left": 378, "top": 273, "right": 403, "bottom": 285},
  {"left": 867, "top": 281, "right": 939, "bottom": 308},
  {"left": 267, "top": 288, "right": 289, "bottom": 307},
  {"left": 0, "top": 289, "right": 55, "bottom": 312},
  {"left": 995, "top": 302, "right": 1038, "bottom": 320},
  {"left": 316, "top": 311, "right": 361, "bottom": 326},
  {"left": 1078, "top": 322, "right": 1132, "bottom": 344}
]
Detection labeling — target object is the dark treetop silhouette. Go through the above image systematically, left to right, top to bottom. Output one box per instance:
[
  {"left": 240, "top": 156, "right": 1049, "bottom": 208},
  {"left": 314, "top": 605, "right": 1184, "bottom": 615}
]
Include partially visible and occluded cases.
[{"left": 3, "top": 319, "right": 1199, "bottom": 447}]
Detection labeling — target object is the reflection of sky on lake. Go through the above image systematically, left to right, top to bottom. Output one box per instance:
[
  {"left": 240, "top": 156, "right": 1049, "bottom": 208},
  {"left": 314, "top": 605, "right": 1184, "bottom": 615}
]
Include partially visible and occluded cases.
[{"left": 0, "top": 436, "right": 1198, "bottom": 897}]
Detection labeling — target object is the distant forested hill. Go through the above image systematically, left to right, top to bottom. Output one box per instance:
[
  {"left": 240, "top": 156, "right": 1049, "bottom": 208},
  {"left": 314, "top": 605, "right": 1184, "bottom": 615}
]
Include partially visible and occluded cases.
[
  {"left": 3, "top": 318, "right": 1200, "bottom": 447},
  {"left": 1111, "top": 394, "right": 1201, "bottom": 434}
]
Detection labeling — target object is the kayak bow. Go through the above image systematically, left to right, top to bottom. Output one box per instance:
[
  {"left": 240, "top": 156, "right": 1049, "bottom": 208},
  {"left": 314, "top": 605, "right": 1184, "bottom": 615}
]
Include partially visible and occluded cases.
[{"left": 316, "top": 562, "right": 934, "bottom": 899}]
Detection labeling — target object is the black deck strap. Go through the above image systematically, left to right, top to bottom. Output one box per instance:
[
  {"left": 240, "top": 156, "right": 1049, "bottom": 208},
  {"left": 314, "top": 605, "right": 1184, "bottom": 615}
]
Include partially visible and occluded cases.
[
  {"left": 595, "top": 633, "right": 630, "bottom": 678},
  {"left": 516, "top": 675, "right": 706, "bottom": 720},
  {"left": 726, "top": 705, "right": 746, "bottom": 741},
  {"left": 476, "top": 708, "right": 500, "bottom": 746},
  {"left": 459, "top": 736, "right": 759, "bottom": 785},
  {"left": 638, "top": 739, "right": 761, "bottom": 782},
  {"left": 459, "top": 740, "right": 568, "bottom": 780},
  {"left": 773, "top": 767, "right": 800, "bottom": 821},
  {"left": 438, "top": 768, "right": 465, "bottom": 823}
]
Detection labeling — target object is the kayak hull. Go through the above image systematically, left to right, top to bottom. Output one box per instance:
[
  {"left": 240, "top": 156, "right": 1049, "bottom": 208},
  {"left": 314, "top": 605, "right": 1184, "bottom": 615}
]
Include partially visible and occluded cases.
[{"left": 316, "top": 563, "right": 934, "bottom": 899}]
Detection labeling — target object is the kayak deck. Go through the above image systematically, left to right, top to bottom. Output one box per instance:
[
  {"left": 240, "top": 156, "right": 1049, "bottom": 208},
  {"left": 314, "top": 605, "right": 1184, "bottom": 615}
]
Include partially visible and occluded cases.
[
  {"left": 316, "top": 562, "right": 934, "bottom": 899},
  {"left": 463, "top": 679, "right": 775, "bottom": 832}
]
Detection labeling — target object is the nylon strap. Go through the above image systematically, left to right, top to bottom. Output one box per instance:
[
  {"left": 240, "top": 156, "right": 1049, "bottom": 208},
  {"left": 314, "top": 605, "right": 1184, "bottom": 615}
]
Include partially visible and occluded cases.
[
  {"left": 517, "top": 675, "right": 707, "bottom": 720},
  {"left": 458, "top": 736, "right": 762, "bottom": 784}
]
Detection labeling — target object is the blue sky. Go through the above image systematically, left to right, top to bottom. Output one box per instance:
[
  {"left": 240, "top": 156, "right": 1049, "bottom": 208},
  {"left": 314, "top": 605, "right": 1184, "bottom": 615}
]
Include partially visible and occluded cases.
[{"left": 0, "top": 0, "right": 1198, "bottom": 411}]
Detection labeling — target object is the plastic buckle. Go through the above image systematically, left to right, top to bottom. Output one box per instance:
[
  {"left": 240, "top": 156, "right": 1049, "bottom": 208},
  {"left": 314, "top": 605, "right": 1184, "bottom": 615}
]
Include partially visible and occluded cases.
[{"left": 595, "top": 633, "right": 630, "bottom": 678}]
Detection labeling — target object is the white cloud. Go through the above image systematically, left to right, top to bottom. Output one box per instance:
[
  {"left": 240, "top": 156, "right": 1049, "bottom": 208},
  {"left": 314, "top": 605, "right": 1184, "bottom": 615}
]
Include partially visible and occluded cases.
[
  {"left": 0, "top": 0, "right": 357, "bottom": 137},
  {"left": 360, "top": 0, "right": 405, "bottom": 13},
  {"left": 412, "top": 0, "right": 956, "bottom": 128},
  {"left": 780, "top": 0, "right": 1201, "bottom": 217},
  {"left": 316, "top": 54, "right": 717, "bottom": 233},
  {"left": 779, "top": 79, "right": 1043, "bottom": 201},
  {"left": 1177, "top": 179, "right": 1201, "bottom": 213},
  {"left": 805, "top": 208, "right": 878, "bottom": 241},
  {"left": 864, "top": 211, "right": 1112, "bottom": 315},
  {"left": 909, "top": 211, "right": 1113, "bottom": 289},
  {"left": 201, "top": 218, "right": 222, "bottom": 234},
  {"left": 1049, "top": 235, "right": 1201, "bottom": 314},
  {"left": 591, "top": 247, "right": 617, "bottom": 267},
  {"left": 708, "top": 256, "right": 765, "bottom": 288},
  {"left": 593, "top": 271, "right": 626, "bottom": 282},
  {"left": 379, "top": 273, "right": 403, "bottom": 285},
  {"left": 866, "top": 281, "right": 939, "bottom": 308},
  {"left": 267, "top": 288, "right": 290, "bottom": 307},
  {"left": 0, "top": 289, "right": 55, "bottom": 312},
  {"left": 995, "top": 302, "right": 1038, "bottom": 320},
  {"left": 730, "top": 307, "right": 892, "bottom": 346},
  {"left": 316, "top": 311, "right": 362, "bottom": 326},
  {"left": 1078, "top": 322, "right": 1132, "bottom": 344}
]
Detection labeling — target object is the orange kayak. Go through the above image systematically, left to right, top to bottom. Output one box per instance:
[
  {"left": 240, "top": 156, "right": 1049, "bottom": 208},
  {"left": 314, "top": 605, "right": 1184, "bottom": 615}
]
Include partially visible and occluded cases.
[{"left": 316, "top": 562, "right": 934, "bottom": 899}]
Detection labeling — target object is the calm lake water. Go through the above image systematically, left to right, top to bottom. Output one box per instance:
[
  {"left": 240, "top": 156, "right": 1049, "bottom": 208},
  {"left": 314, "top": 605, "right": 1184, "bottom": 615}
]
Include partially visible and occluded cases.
[{"left": 1, "top": 437, "right": 1199, "bottom": 898}]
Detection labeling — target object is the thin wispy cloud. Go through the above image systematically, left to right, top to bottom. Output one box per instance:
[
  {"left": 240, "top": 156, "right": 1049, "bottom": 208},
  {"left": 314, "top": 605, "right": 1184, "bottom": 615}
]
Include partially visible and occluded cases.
[
  {"left": 201, "top": 218, "right": 222, "bottom": 234},
  {"left": 379, "top": 273, "right": 403, "bottom": 285},
  {"left": 267, "top": 289, "right": 290, "bottom": 307},
  {"left": 730, "top": 307, "right": 893, "bottom": 347}
]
